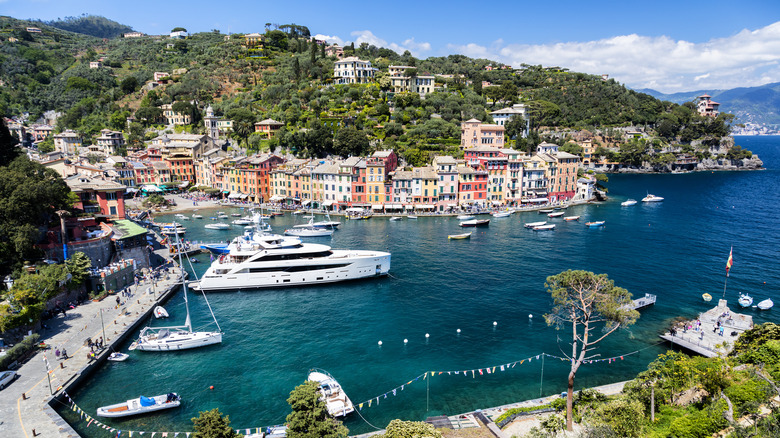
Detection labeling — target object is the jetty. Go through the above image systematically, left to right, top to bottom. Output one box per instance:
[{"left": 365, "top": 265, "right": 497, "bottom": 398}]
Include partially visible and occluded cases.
[
  {"left": 624, "top": 293, "right": 656, "bottom": 311},
  {"left": 659, "top": 299, "right": 753, "bottom": 358}
]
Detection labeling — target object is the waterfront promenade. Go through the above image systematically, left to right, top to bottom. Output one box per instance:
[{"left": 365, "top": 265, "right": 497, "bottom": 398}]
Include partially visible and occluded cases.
[{"left": 0, "top": 266, "right": 184, "bottom": 438}]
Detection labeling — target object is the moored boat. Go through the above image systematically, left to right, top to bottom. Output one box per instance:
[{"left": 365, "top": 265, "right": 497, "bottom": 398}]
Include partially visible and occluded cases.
[
  {"left": 642, "top": 193, "right": 664, "bottom": 202},
  {"left": 621, "top": 199, "right": 637, "bottom": 207},
  {"left": 539, "top": 209, "right": 554, "bottom": 214},
  {"left": 492, "top": 211, "right": 512, "bottom": 218},
  {"left": 547, "top": 211, "right": 565, "bottom": 218},
  {"left": 192, "top": 214, "right": 203, "bottom": 219},
  {"left": 407, "top": 215, "right": 418, "bottom": 219},
  {"left": 456, "top": 215, "right": 475, "bottom": 221},
  {"left": 389, "top": 216, "right": 402, "bottom": 221},
  {"left": 563, "top": 216, "right": 580, "bottom": 221},
  {"left": 459, "top": 219, "right": 490, "bottom": 227},
  {"left": 524, "top": 221, "right": 547, "bottom": 228},
  {"left": 585, "top": 221, "right": 606, "bottom": 228},
  {"left": 160, "top": 223, "right": 186, "bottom": 236},
  {"left": 205, "top": 223, "right": 231, "bottom": 230},
  {"left": 533, "top": 224, "right": 556, "bottom": 231},
  {"left": 284, "top": 226, "right": 334, "bottom": 237},
  {"left": 448, "top": 232, "right": 472, "bottom": 240},
  {"left": 200, "top": 243, "right": 229, "bottom": 254},
  {"left": 702, "top": 293, "right": 712, "bottom": 302},
  {"left": 738, "top": 293, "right": 753, "bottom": 308},
  {"left": 757, "top": 298, "right": 773, "bottom": 310},
  {"left": 153, "top": 306, "right": 169, "bottom": 319},
  {"left": 107, "top": 352, "right": 129, "bottom": 362},
  {"left": 308, "top": 370, "right": 354, "bottom": 417},
  {"left": 97, "top": 393, "right": 181, "bottom": 418}
]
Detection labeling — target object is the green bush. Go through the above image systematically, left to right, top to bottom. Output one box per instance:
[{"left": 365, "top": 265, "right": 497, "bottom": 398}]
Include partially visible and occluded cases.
[
  {"left": 0, "top": 303, "right": 45, "bottom": 333},
  {"left": 0, "top": 333, "right": 41, "bottom": 370},
  {"left": 724, "top": 377, "right": 771, "bottom": 416},
  {"left": 590, "top": 398, "right": 645, "bottom": 437},
  {"left": 668, "top": 402, "right": 728, "bottom": 438},
  {"left": 494, "top": 403, "right": 553, "bottom": 424}
]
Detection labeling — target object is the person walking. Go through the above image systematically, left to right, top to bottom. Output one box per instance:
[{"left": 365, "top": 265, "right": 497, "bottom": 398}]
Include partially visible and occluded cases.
[{"left": 61, "top": 348, "right": 68, "bottom": 359}]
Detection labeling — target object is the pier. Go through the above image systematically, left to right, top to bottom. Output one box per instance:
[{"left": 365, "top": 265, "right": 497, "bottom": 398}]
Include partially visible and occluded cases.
[
  {"left": 0, "top": 246, "right": 187, "bottom": 438},
  {"left": 624, "top": 293, "right": 657, "bottom": 311},
  {"left": 659, "top": 299, "right": 753, "bottom": 358}
]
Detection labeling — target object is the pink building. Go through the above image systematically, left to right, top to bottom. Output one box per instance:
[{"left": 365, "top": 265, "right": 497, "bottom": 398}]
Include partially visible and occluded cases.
[
  {"left": 697, "top": 94, "right": 720, "bottom": 117},
  {"left": 460, "top": 119, "right": 504, "bottom": 149}
]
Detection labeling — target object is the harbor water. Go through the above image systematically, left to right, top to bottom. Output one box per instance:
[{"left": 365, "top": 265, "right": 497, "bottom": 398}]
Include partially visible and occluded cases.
[{"left": 59, "top": 136, "right": 780, "bottom": 436}]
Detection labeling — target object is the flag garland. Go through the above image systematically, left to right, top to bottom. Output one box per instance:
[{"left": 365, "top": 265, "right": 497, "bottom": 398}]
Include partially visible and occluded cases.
[{"left": 59, "top": 347, "right": 645, "bottom": 434}]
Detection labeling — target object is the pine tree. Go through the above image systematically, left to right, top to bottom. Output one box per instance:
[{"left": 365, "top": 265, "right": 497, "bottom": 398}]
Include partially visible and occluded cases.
[
  {"left": 286, "top": 380, "right": 348, "bottom": 438},
  {"left": 191, "top": 408, "right": 240, "bottom": 438}
]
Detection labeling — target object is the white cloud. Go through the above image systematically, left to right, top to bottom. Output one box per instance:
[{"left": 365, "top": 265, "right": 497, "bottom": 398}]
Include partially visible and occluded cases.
[
  {"left": 447, "top": 21, "right": 780, "bottom": 93},
  {"left": 349, "top": 30, "right": 431, "bottom": 57},
  {"left": 314, "top": 34, "right": 344, "bottom": 46}
]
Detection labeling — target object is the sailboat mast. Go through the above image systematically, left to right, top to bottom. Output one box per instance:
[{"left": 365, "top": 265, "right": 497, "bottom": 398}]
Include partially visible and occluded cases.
[{"left": 175, "top": 230, "right": 192, "bottom": 332}]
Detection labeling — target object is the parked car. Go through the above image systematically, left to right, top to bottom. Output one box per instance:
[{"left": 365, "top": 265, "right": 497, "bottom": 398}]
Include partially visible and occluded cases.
[{"left": 0, "top": 370, "right": 19, "bottom": 390}]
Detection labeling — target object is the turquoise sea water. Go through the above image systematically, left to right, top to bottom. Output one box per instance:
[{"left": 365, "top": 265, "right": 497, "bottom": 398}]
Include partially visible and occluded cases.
[{"left": 60, "top": 136, "right": 780, "bottom": 436}]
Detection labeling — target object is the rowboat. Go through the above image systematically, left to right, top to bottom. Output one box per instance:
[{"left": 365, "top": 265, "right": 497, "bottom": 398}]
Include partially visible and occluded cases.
[
  {"left": 539, "top": 209, "right": 554, "bottom": 214},
  {"left": 492, "top": 211, "right": 512, "bottom": 218},
  {"left": 547, "top": 212, "right": 565, "bottom": 218},
  {"left": 456, "top": 215, "right": 475, "bottom": 221},
  {"left": 389, "top": 216, "right": 402, "bottom": 221},
  {"left": 563, "top": 216, "right": 580, "bottom": 221},
  {"left": 524, "top": 221, "right": 546, "bottom": 229},
  {"left": 585, "top": 221, "right": 606, "bottom": 228},
  {"left": 533, "top": 224, "right": 556, "bottom": 231},
  {"left": 448, "top": 232, "right": 472, "bottom": 240},
  {"left": 702, "top": 293, "right": 712, "bottom": 302},
  {"left": 738, "top": 293, "right": 753, "bottom": 308},
  {"left": 757, "top": 298, "right": 773, "bottom": 310},
  {"left": 153, "top": 306, "right": 169, "bottom": 319},
  {"left": 97, "top": 393, "right": 181, "bottom": 418}
]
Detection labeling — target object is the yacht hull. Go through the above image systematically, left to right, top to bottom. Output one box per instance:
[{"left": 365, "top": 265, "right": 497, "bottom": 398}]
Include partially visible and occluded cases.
[
  {"left": 193, "top": 252, "right": 391, "bottom": 291},
  {"left": 130, "top": 331, "right": 222, "bottom": 351}
]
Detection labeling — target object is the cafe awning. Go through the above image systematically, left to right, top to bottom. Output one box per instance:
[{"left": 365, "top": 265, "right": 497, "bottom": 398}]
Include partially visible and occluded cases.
[
  {"left": 270, "top": 195, "right": 284, "bottom": 201},
  {"left": 528, "top": 198, "right": 548, "bottom": 203},
  {"left": 302, "top": 200, "right": 311, "bottom": 206},
  {"left": 323, "top": 201, "right": 334, "bottom": 207},
  {"left": 371, "top": 204, "right": 383, "bottom": 210},
  {"left": 404, "top": 204, "right": 414, "bottom": 209},
  {"left": 416, "top": 204, "right": 435, "bottom": 209}
]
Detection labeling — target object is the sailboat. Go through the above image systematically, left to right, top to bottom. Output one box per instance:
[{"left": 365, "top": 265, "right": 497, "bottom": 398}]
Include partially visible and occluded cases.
[{"left": 129, "top": 235, "right": 222, "bottom": 352}]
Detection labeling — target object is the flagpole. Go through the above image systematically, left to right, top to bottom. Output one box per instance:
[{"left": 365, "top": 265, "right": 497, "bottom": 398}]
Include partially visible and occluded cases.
[{"left": 722, "top": 275, "right": 728, "bottom": 300}]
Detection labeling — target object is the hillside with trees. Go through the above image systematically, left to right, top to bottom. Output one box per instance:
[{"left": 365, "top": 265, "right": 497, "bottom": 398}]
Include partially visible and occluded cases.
[
  {"left": 42, "top": 14, "right": 133, "bottom": 39},
  {"left": 0, "top": 15, "right": 747, "bottom": 168}
]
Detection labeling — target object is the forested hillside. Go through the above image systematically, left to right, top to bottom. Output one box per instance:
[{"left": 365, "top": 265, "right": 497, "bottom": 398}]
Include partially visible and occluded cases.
[
  {"left": 0, "top": 15, "right": 735, "bottom": 166},
  {"left": 42, "top": 15, "right": 133, "bottom": 39}
]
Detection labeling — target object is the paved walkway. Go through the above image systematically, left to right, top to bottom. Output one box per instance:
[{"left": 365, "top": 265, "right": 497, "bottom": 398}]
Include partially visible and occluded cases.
[
  {"left": 0, "top": 266, "right": 184, "bottom": 438},
  {"left": 659, "top": 299, "right": 753, "bottom": 357}
]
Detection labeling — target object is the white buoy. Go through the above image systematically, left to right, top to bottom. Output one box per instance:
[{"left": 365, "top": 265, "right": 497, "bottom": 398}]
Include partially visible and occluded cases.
[
  {"left": 529, "top": 314, "right": 533, "bottom": 318},
  {"left": 493, "top": 321, "right": 498, "bottom": 326},
  {"left": 457, "top": 328, "right": 461, "bottom": 333},
  {"left": 425, "top": 333, "right": 430, "bottom": 338},
  {"left": 404, "top": 338, "right": 408, "bottom": 344},
  {"left": 378, "top": 340, "right": 383, "bottom": 346}
]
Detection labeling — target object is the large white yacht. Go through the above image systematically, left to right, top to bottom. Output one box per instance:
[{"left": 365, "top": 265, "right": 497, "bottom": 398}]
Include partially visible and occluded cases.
[{"left": 191, "top": 229, "right": 391, "bottom": 291}]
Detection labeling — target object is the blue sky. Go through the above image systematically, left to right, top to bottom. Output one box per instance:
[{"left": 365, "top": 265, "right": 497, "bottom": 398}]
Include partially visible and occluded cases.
[{"left": 3, "top": 0, "right": 780, "bottom": 93}]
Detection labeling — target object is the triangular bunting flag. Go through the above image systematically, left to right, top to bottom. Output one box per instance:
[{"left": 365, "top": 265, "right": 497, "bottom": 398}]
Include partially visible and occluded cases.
[
  {"left": 500, "top": 365, "right": 505, "bottom": 371},
  {"left": 492, "top": 367, "right": 496, "bottom": 373},
  {"left": 478, "top": 369, "right": 483, "bottom": 375},
  {"left": 471, "top": 370, "right": 475, "bottom": 378},
  {"left": 430, "top": 371, "right": 434, "bottom": 377},
  {"left": 423, "top": 373, "right": 427, "bottom": 380},
  {"left": 401, "top": 384, "right": 405, "bottom": 390},
  {"left": 392, "top": 389, "right": 396, "bottom": 396},
  {"left": 383, "top": 393, "right": 387, "bottom": 399},
  {"left": 368, "top": 400, "right": 372, "bottom": 407},
  {"left": 359, "top": 403, "right": 363, "bottom": 410},
  {"left": 129, "top": 432, "right": 133, "bottom": 437},
  {"left": 151, "top": 433, "right": 156, "bottom": 438}
]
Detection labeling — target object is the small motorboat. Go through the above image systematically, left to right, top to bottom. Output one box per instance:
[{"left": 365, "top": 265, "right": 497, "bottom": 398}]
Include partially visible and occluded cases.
[
  {"left": 642, "top": 194, "right": 664, "bottom": 203},
  {"left": 621, "top": 199, "right": 637, "bottom": 207},
  {"left": 539, "top": 209, "right": 554, "bottom": 214},
  {"left": 492, "top": 211, "right": 512, "bottom": 218},
  {"left": 547, "top": 211, "right": 565, "bottom": 218},
  {"left": 231, "top": 213, "right": 241, "bottom": 217},
  {"left": 192, "top": 214, "right": 203, "bottom": 219},
  {"left": 407, "top": 215, "right": 418, "bottom": 219},
  {"left": 457, "top": 215, "right": 475, "bottom": 221},
  {"left": 389, "top": 216, "right": 402, "bottom": 221},
  {"left": 563, "top": 216, "right": 580, "bottom": 221},
  {"left": 232, "top": 219, "right": 252, "bottom": 225},
  {"left": 459, "top": 219, "right": 490, "bottom": 227},
  {"left": 525, "top": 221, "right": 547, "bottom": 229},
  {"left": 586, "top": 221, "right": 606, "bottom": 228},
  {"left": 205, "top": 223, "right": 231, "bottom": 230},
  {"left": 160, "top": 224, "right": 186, "bottom": 236},
  {"left": 533, "top": 224, "right": 556, "bottom": 231},
  {"left": 448, "top": 232, "right": 472, "bottom": 240},
  {"left": 200, "top": 243, "right": 229, "bottom": 254},
  {"left": 702, "top": 293, "right": 712, "bottom": 302},
  {"left": 738, "top": 293, "right": 753, "bottom": 308},
  {"left": 757, "top": 298, "right": 774, "bottom": 310},
  {"left": 154, "top": 306, "right": 169, "bottom": 319},
  {"left": 108, "top": 352, "right": 129, "bottom": 362},
  {"left": 308, "top": 370, "right": 354, "bottom": 417},
  {"left": 97, "top": 393, "right": 181, "bottom": 418}
]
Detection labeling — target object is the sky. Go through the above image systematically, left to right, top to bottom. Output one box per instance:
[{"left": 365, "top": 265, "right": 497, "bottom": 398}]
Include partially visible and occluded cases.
[{"left": 3, "top": 0, "right": 780, "bottom": 93}]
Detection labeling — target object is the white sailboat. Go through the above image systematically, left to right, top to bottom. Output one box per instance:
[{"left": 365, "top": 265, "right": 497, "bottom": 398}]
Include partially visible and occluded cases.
[{"left": 129, "top": 235, "right": 222, "bottom": 352}]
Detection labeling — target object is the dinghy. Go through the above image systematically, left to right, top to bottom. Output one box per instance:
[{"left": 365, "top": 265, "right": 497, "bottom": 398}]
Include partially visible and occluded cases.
[
  {"left": 154, "top": 306, "right": 169, "bottom": 319},
  {"left": 97, "top": 393, "right": 181, "bottom": 418}
]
